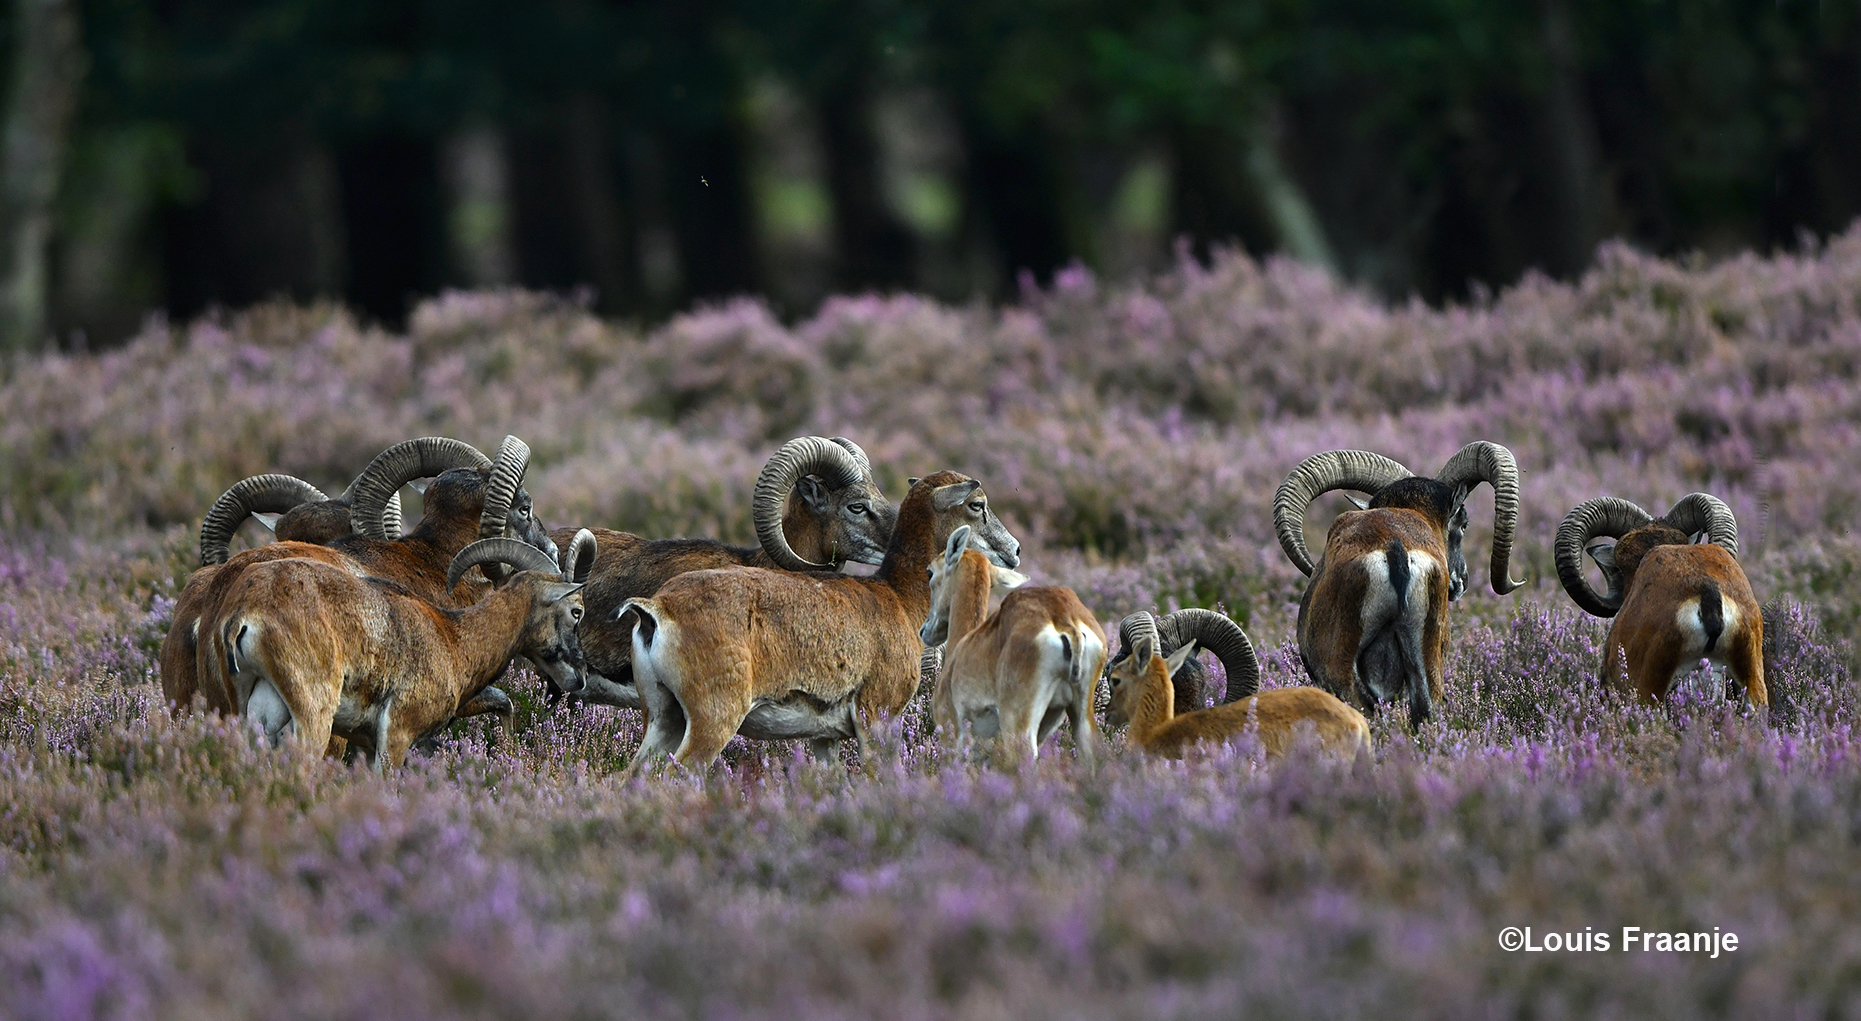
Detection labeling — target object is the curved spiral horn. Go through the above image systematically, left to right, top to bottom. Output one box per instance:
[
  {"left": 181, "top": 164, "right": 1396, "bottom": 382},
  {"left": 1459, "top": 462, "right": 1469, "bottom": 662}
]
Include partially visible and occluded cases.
[
  {"left": 477, "top": 435, "right": 532, "bottom": 541},
  {"left": 752, "top": 436, "right": 866, "bottom": 571},
  {"left": 829, "top": 436, "right": 874, "bottom": 478},
  {"left": 348, "top": 437, "right": 492, "bottom": 540},
  {"left": 1436, "top": 440, "right": 1525, "bottom": 595},
  {"left": 1273, "top": 450, "right": 1414, "bottom": 576},
  {"left": 338, "top": 470, "right": 404, "bottom": 540},
  {"left": 199, "top": 474, "right": 329, "bottom": 566},
  {"left": 1660, "top": 493, "right": 1738, "bottom": 557},
  {"left": 1554, "top": 497, "right": 1654, "bottom": 617},
  {"left": 561, "top": 528, "right": 599, "bottom": 582},
  {"left": 446, "top": 536, "right": 562, "bottom": 593},
  {"left": 1157, "top": 609, "right": 1261, "bottom": 703},
  {"left": 1116, "top": 611, "right": 1162, "bottom": 664}
]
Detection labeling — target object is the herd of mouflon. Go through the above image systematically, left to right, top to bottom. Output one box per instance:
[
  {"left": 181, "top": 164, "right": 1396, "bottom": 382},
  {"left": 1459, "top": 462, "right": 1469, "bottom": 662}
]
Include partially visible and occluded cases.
[{"left": 162, "top": 432, "right": 1766, "bottom": 775}]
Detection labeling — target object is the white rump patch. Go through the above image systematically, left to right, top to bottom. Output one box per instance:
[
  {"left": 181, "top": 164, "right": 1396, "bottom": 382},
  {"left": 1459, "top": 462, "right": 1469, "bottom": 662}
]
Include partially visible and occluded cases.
[{"left": 247, "top": 678, "right": 293, "bottom": 746}]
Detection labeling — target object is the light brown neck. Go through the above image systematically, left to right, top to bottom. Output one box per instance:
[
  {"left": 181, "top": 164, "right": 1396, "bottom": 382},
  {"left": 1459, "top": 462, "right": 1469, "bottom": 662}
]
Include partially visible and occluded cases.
[
  {"left": 877, "top": 471, "right": 971, "bottom": 622},
  {"left": 877, "top": 526, "right": 940, "bottom": 624},
  {"left": 946, "top": 551, "right": 993, "bottom": 646},
  {"left": 441, "top": 582, "right": 535, "bottom": 701},
  {"left": 1128, "top": 659, "right": 1177, "bottom": 745}
]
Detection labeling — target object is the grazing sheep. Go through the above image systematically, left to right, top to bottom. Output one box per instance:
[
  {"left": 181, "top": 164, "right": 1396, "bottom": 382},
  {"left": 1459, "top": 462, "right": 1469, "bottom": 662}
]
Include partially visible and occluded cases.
[
  {"left": 172, "top": 436, "right": 552, "bottom": 719},
  {"left": 555, "top": 436, "right": 900, "bottom": 710},
  {"left": 163, "top": 437, "right": 494, "bottom": 714},
  {"left": 1273, "top": 441, "right": 1523, "bottom": 728},
  {"left": 617, "top": 471, "right": 1021, "bottom": 775},
  {"left": 1556, "top": 493, "right": 1766, "bottom": 707},
  {"left": 220, "top": 531, "right": 595, "bottom": 772}
]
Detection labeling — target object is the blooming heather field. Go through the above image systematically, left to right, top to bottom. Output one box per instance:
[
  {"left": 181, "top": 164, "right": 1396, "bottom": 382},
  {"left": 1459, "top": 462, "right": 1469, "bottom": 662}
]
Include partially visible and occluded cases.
[{"left": 3, "top": 235, "right": 1861, "bottom": 1018}]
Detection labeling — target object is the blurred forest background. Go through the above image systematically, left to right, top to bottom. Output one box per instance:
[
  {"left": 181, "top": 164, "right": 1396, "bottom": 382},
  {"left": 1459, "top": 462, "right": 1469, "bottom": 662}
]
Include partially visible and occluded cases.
[{"left": 2, "top": 0, "right": 1860, "bottom": 350}]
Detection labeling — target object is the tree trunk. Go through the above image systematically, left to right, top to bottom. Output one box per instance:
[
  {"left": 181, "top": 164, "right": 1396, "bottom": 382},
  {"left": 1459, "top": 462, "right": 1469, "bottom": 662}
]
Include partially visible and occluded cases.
[
  {"left": 0, "top": 0, "right": 85, "bottom": 351},
  {"left": 1539, "top": 0, "right": 1605, "bottom": 277},
  {"left": 820, "top": 81, "right": 911, "bottom": 292},
  {"left": 563, "top": 94, "right": 627, "bottom": 311},
  {"left": 1242, "top": 107, "right": 1336, "bottom": 275},
  {"left": 441, "top": 125, "right": 517, "bottom": 288}
]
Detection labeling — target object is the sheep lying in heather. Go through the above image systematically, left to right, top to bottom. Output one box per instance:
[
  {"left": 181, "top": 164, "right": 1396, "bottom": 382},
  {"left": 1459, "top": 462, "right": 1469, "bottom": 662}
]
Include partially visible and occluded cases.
[{"left": 1103, "top": 611, "right": 1369, "bottom": 761}]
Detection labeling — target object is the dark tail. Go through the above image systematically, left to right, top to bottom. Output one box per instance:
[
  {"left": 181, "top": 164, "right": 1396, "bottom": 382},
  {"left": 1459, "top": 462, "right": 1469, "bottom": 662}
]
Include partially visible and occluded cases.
[
  {"left": 1386, "top": 539, "right": 1410, "bottom": 616},
  {"left": 1386, "top": 539, "right": 1432, "bottom": 727},
  {"left": 1699, "top": 580, "right": 1724, "bottom": 655},
  {"left": 618, "top": 602, "right": 657, "bottom": 649},
  {"left": 225, "top": 622, "right": 248, "bottom": 679}
]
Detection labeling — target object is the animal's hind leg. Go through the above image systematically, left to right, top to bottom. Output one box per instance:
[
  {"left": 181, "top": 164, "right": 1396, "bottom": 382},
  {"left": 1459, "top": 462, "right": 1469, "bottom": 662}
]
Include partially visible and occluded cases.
[
  {"left": 1727, "top": 626, "right": 1767, "bottom": 709},
  {"left": 1630, "top": 632, "right": 1687, "bottom": 704},
  {"left": 622, "top": 677, "right": 685, "bottom": 780},
  {"left": 674, "top": 690, "right": 753, "bottom": 774},
  {"left": 1064, "top": 690, "right": 1098, "bottom": 772},
  {"left": 1000, "top": 702, "right": 1040, "bottom": 762}
]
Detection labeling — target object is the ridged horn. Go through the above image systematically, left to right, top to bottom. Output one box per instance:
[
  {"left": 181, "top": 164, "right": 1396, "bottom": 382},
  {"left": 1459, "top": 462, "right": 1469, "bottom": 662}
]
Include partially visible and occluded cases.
[
  {"left": 478, "top": 435, "right": 531, "bottom": 541},
  {"left": 752, "top": 436, "right": 866, "bottom": 571},
  {"left": 830, "top": 436, "right": 874, "bottom": 478},
  {"left": 348, "top": 437, "right": 492, "bottom": 540},
  {"left": 1437, "top": 440, "right": 1525, "bottom": 595},
  {"left": 1273, "top": 450, "right": 1414, "bottom": 576},
  {"left": 338, "top": 471, "right": 404, "bottom": 540},
  {"left": 199, "top": 474, "right": 329, "bottom": 566},
  {"left": 381, "top": 493, "right": 403, "bottom": 540},
  {"left": 1660, "top": 493, "right": 1738, "bottom": 557},
  {"left": 1554, "top": 497, "right": 1654, "bottom": 617},
  {"left": 562, "top": 528, "right": 598, "bottom": 582},
  {"left": 447, "top": 536, "right": 562, "bottom": 593},
  {"left": 1157, "top": 609, "right": 1261, "bottom": 702},
  {"left": 1116, "top": 611, "right": 1161, "bottom": 663},
  {"left": 920, "top": 644, "right": 944, "bottom": 686}
]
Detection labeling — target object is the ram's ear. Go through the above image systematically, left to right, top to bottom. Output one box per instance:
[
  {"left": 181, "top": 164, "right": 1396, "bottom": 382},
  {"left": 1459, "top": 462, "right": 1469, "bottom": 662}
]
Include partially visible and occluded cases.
[
  {"left": 795, "top": 475, "right": 830, "bottom": 514},
  {"left": 408, "top": 478, "right": 433, "bottom": 495},
  {"left": 932, "top": 480, "right": 981, "bottom": 511},
  {"left": 1449, "top": 482, "right": 1476, "bottom": 513},
  {"left": 1340, "top": 493, "right": 1369, "bottom": 511},
  {"left": 251, "top": 512, "right": 283, "bottom": 533},
  {"left": 943, "top": 525, "right": 972, "bottom": 568},
  {"left": 1585, "top": 541, "right": 1625, "bottom": 598},
  {"left": 989, "top": 565, "right": 1029, "bottom": 590},
  {"left": 540, "top": 581, "right": 585, "bottom": 605},
  {"left": 1163, "top": 641, "right": 1199, "bottom": 677}
]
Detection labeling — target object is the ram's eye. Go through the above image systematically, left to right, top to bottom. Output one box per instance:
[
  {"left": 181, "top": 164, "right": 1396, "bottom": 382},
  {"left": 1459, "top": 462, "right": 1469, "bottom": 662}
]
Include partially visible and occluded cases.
[
  {"left": 968, "top": 501, "right": 984, "bottom": 513},
  {"left": 570, "top": 607, "right": 583, "bottom": 621}
]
